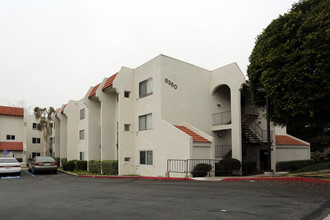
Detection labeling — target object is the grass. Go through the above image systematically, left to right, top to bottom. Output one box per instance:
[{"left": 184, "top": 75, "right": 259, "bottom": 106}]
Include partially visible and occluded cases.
[{"left": 292, "top": 161, "right": 330, "bottom": 173}]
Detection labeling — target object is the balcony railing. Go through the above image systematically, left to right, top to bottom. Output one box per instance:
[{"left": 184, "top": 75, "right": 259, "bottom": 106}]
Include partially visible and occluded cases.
[{"left": 212, "top": 111, "right": 231, "bottom": 125}]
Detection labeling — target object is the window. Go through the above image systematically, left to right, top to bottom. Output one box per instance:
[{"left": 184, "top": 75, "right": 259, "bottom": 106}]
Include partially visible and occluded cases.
[
  {"left": 139, "top": 78, "right": 153, "bottom": 97},
  {"left": 124, "top": 91, "right": 130, "bottom": 98},
  {"left": 80, "top": 108, "right": 85, "bottom": 120},
  {"left": 139, "top": 113, "right": 152, "bottom": 131},
  {"left": 32, "top": 123, "right": 38, "bottom": 130},
  {"left": 124, "top": 124, "right": 131, "bottom": 131},
  {"left": 79, "top": 130, "right": 85, "bottom": 140},
  {"left": 6, "top": 135, "right": 15, "bottom": 140},
  {"left": 32, "top": 138, "right": 41, "bottom": 144},
  {"left": 140, "top": 151, "right": 153, "bottom": 165},
  {"left": 32, "top": 152, "right": 41, "bottom": 158},
  {"left": 80, "top": 152, "right": 85, "bottom": 160},
  {"left": 124, "top": 157, "right": 131, "bottom": 162}
]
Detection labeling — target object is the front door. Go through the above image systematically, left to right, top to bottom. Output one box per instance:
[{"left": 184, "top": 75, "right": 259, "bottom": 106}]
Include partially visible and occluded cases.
[{"left": 259, "top": 150, "right": 268, "bottom": 171}]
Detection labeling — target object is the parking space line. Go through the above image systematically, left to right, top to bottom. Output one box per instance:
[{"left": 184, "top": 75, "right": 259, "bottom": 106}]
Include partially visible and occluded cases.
[
  {"left": 25, "top": 170, "right": 36, "bottom": 177},
  {"left": 2, "top": 176, "right": 20, "bottom": 179}
]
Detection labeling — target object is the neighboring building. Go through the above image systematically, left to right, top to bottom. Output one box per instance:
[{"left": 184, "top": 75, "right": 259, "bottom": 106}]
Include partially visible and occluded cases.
[
  {"left": 51, "top": 54, "right": 310, "bottom": 177},
  {"left": 0, "top": 106, "right": 25, "bottom": 160},
  {"left": 0, "top": 106, "right": 51, "bottom": 163},
  {"left": 24, "top": 115, "right": 47, "bottom": 159}
]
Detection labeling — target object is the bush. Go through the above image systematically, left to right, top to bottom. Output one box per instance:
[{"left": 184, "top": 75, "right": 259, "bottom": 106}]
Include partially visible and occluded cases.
[
  {"left": 311, "top": 147, "right": 330, "bottom": 162},
  {"left": 54, "top": 157, "right": 60, "bottom": 166},
  {"left": 16, "top": 158, "right": 23, "bottom": 162},
  {"left": 61, "top": 158, "right": 67, "bottom": 168},
  {"left": 219, "top": 158, "right": 241, "bottom": 175},
  {"left": 242, "top": 159, "right": 257, "bottom": 176},
  {"left": 276, "top": 159, "right": 315, "bottom": 171},
  {"left": 64, "top": 160, "right": 76, "bottom": 171},
  {"left": 76, "top": 160, "right": 87, "bottom": 170},
  {"left": 89, "top": 160, "right": 101, "bottom": 173},
  {"left": 102, "top": 160, "right": 118, "bottom": 175},
  {"left": 191, "top": 163, "right": 212, "bottom": 177},
  {"left": 215, "top": 163, "right": 225, "bottom": 176}
]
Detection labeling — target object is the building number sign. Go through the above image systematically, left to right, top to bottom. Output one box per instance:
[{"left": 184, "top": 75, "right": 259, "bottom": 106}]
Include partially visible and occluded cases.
[{"left": 165, "top": 78, "right": 177, "bottom": 90}]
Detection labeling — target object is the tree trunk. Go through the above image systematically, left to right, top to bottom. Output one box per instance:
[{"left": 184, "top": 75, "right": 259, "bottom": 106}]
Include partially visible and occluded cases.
[{"left": 43, "top": 129, "right": 47, "bottom": 156}]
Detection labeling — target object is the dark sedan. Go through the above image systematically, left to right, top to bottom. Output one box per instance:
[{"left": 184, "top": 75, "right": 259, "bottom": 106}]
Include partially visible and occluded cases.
[{"left": 28, "top": 156, "right": 58, "bottom": 174}]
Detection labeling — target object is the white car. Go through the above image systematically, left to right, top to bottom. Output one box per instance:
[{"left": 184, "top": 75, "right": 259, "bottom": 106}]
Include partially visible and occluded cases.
[{"left": 0, "top": 157, "right": 21, "bottom": 176}]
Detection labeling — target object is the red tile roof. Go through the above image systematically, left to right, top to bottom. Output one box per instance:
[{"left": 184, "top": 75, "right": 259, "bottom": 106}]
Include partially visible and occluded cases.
[
  {"left": 102, "top": 73, "right": 118, "bottom": 91},
  {"left": 88, "top": 83, "right": 100, "bottom": 98},
  {"left": 61, "top": 104, "right": 67, "bottom": 113},
  {"left": 0, "top": 106, "right": 24, "bottom": 116},
  {"left": 175, "top": 126, "right": 211, "bottom": 143},
  {"left": 276, "top": 135, "right": 308, "bottom": 146},
  {"left": 0, "top": 142, "right": 23, "bottom": 151}
]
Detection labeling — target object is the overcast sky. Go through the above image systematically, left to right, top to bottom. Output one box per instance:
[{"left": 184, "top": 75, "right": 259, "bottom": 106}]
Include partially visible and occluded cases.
[{"left": 0, "top": 0, "right": 298, "bottom": 112}]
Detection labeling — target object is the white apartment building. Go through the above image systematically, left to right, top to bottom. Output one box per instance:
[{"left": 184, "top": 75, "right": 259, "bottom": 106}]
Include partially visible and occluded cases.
[
  {"left": 53, "top": 55, "right": 310, "bottom": 177},
  {"left": 0, "top": 106, "right": 48, "bottom": 163}
]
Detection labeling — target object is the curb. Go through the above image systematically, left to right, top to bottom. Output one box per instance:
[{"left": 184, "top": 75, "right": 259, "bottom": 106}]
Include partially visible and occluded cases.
[
  {"left": 74, "top": 174, "right": 330, "bottom": 183},
  {"left": 77, "top": 175, "right": 193, "bottom": 181},
  {"left": 220, "top": 177, "right": 330, "bottom": 184}
]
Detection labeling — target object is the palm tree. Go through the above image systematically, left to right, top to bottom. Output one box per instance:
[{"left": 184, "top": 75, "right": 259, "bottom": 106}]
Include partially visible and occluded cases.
[{"left": 34, "top": 107, "right": 55, "bottom": 156}]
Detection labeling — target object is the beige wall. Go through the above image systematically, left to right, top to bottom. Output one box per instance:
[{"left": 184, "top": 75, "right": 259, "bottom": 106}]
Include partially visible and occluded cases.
[{"left": 24, "top": 115, "right": 45, "bottom": 159}]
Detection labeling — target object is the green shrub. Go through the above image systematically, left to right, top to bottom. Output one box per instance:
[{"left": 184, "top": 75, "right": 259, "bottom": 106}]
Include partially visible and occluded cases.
[
  {"left": 311, "top": 147, "right": 330, "bottom": 162},
  {"left": 54, "top": 157, "right": 60, "bottom": 166},
  {"left": 16, "top": 158, "right": 23, "bottom": 162},
  {"left": 61, "top": 158, "right": 67, "bottom": 167},
  {"left": 219, "top": 158, "right": 241, "bottom": 175},
  {"left": 242, "top": 159, "right": 257, "bottom": 175},
  {"left": 276, "top": 159, "right": 315, "bottom": 171},
  {"left": 64, "top": 160, "right": 76, "bottom": 171},
  {"left": 76, "top": 160, "right": 87, "bottom": 170},
  {"left": 89, "top": 160, "right": 101, "bottom": 173},
  {"left": 102, "top": 160, "right": 118, "bottom": 175},
  {"left": 293, "top": 161, "right": 330, "bottom": 173},
  {"left": 191, "top": 163, "right": 212, "bottom": 177},
  {"left": 215, "top": 163, "right": 225, "bottom": 176}
]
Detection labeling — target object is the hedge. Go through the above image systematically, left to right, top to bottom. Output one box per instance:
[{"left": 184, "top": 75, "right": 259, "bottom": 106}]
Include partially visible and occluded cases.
[
  {"left": 54, "top": 157, "right": 60, "bottom": 166},
  {"left": 61, "top": 157, "right": 67, "bottom": 167},
  {"left": 219, "top": 158, "right": 241, "bottom": 175},
  {"left": 242, "top": 159, "right": 257, "bottom": 175},
  {"left": 276, "top": 159, "right": 315, "bottom": 171},
  {"left": 64, "top": 160, "right": 76, "bottom": 171},
  {"left": 76, "top": 160, "right": 88, "bottom": 171},
  {"left": 89, "top": 160, "right": 101, "bottom": 173},
  {"left": 102, "top": 160, "right": 118, "bottom": 175},
  {"left": 191, "top": 163, "right": 212, "bottom": 177},
  {"left": 215, "top": 163, "right": 225, "bottom": 176}
]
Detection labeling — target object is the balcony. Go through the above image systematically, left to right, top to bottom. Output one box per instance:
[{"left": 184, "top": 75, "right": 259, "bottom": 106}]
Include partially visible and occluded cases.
[{"left": 212, "top": 111, "right": 231, "bottom": 125}]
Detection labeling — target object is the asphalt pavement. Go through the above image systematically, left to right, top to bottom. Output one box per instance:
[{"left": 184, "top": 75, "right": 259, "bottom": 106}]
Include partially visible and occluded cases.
[{"left": 0, "top": 171, "right": 329, "bottom": 220}]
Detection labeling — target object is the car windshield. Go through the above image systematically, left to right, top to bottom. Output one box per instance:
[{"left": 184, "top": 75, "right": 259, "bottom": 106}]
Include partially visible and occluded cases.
[
  {"left": 36, "top": 157, "right": 55, "bottom": 162},
  {"left": 0, "top": 158, "right": 18, "bottom": 163}
]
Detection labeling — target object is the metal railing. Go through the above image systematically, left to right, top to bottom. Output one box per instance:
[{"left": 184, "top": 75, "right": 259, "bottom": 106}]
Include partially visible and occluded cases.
[
  {"left": 212, "top": 111, "right": 231, "bottom": 125},
  {"left": 244, "top": 117, "right": 273, "bottom": 143},
  {"left": 215, "top": 145, "right": 232, "bottom": 158},
  {"left": 167, "top": 159, "right": 219, "bottom": 175}
]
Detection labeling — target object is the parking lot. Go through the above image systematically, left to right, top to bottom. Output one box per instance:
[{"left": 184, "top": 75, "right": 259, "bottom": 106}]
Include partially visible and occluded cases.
[{"left": 0, "top": 171, "right": 329, "bottom": 220}]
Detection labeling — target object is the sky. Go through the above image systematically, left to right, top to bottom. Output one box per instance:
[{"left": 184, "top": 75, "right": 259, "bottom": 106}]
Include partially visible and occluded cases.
[{"left": 0, "top": 0, "right": 298, "bottom": 112}]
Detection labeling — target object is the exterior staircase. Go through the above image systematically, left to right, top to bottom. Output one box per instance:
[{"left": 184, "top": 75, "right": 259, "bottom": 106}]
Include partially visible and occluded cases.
[{"left": 241, "top": 110, "right": 268, "bottom": 145}]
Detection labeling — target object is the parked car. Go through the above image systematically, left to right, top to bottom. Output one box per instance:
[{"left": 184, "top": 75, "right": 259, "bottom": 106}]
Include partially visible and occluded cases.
[
  {"left": 28, "top": 156, "right": 58, "bottom": 174},
  {"left": 0, "top": 157, "right": 21, "bottom": 176}
]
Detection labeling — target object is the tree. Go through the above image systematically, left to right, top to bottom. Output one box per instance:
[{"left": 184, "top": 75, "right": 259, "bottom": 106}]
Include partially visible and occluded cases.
[
  {"left": 247, "top": 0, "right": 330, "bottom": 151},
  {"left": 34, "top": 107, "right": 55, "bottom": 156}
]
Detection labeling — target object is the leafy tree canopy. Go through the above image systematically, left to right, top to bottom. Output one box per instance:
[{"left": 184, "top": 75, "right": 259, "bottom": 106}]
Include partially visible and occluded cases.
[{"left": 247, "top": 0, "right": 330, "bottom": 131}]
